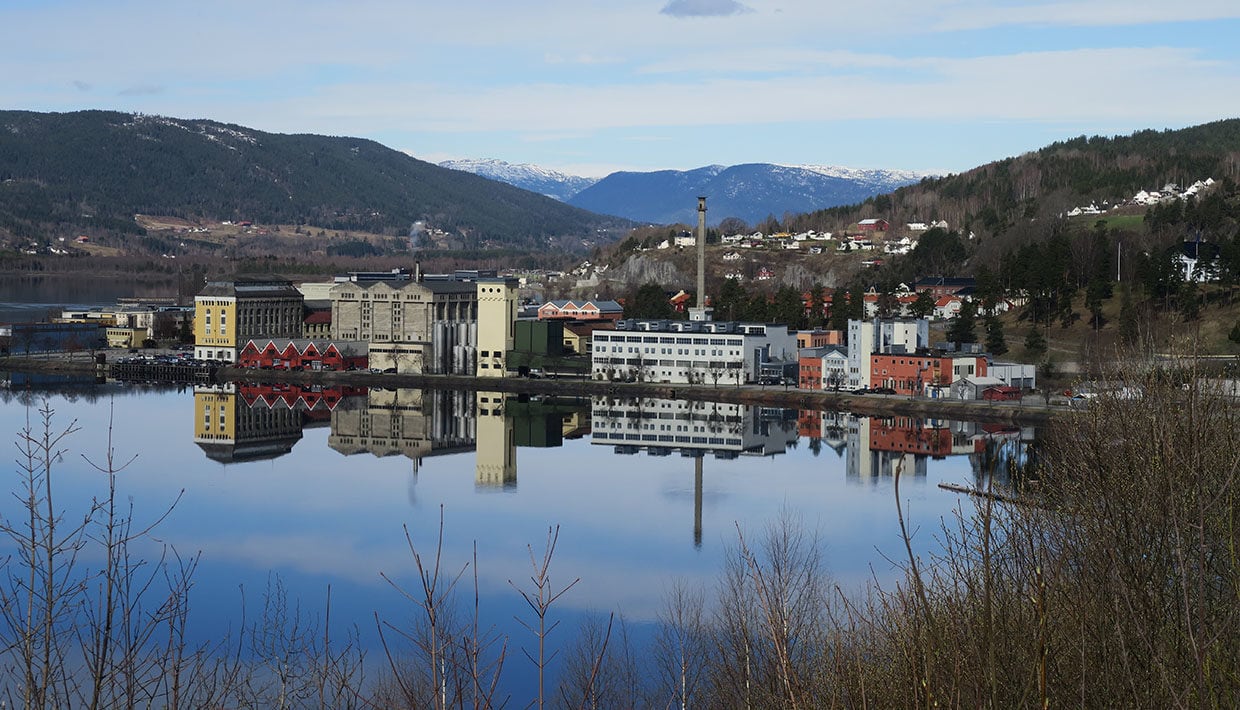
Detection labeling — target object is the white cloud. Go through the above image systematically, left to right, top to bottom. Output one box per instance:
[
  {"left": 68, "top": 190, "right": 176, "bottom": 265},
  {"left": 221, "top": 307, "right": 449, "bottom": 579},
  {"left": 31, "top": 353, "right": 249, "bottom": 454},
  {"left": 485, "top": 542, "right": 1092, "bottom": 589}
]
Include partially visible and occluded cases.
[{"left": 661, "top": 0, "right": 753, "bottom": 18}]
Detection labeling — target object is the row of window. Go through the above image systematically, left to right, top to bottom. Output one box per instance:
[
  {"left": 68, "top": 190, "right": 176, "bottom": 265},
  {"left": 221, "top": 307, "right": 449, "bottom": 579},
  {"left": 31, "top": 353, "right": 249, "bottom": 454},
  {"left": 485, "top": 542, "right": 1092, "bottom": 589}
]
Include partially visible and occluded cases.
[{"left": 598, "top": 334, "right": 740, "bottom": 345}]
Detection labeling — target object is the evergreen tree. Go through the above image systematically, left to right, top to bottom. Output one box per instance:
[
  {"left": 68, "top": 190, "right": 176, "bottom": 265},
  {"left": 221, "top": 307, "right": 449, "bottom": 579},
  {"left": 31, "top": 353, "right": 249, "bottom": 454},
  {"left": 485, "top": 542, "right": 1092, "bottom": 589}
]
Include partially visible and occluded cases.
[
  {"left": 715, "top": 277, "right": 748, "bottom": 321},
  {"left": 1085, "top": 278, "right": 1108, "bottom": 330},
  {"left": 1178, "top": 281, "right": 1200, "bottom": 321},
  {"left": 630, "top": 282, "right": 673, "bottom": 319},
  {"left": 848, "top": 283, "right": 866, "bottom": 321},
  {"left": 876, "top": 285, "right": 899, "bottom": 319},
  {"left": 772, "top": 286, "right": 807, "bottom": 330},
  {"left": 829, "top": 287, "right": 851, "bottom": 330},
  {"left": 1058, "top": 288, "right": 1076, "bottom": 328},
  {"left": 910, "top": 290, "right": 936, "bottom": 319},
  {"left": 742, "top": 292, "right": 770, "bottom": 322},
  {"left": 947, "top": 299, "right": 978, "bottom": 347},
  {"left": 985, "top": 314, "right": 1008, "bottom": 356},
  {"left": 1024, "top": 327, "right": 1047, "bottom": 358}
]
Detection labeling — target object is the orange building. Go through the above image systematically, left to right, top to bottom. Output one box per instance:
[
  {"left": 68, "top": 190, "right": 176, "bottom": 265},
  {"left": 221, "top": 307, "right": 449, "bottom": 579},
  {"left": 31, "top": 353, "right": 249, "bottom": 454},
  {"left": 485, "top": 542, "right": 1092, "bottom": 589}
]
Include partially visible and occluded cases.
[
  {"left": 796, "top": 329, "right": 844, "bottom": 348},
  {"left": 869, "top": 353, "right": 987, "bottom": 396}
]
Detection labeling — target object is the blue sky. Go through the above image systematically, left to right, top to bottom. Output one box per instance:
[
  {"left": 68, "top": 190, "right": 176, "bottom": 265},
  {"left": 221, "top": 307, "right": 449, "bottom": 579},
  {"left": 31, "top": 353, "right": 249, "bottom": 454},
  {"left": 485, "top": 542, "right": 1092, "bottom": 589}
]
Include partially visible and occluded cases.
[{"left": 3, "top": 0, "right": 1239, "bottom": 177}]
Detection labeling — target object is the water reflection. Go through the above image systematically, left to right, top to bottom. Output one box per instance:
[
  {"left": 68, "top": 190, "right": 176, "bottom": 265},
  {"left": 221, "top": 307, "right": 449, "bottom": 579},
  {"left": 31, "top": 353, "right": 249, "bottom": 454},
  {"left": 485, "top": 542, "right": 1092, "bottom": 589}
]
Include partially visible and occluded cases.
[
  {"left": 188, "top": 382, "right": 1037, "bottom": 494},
  {"left": 186, "top": 383, "right": 1037, "bottom": 555}
]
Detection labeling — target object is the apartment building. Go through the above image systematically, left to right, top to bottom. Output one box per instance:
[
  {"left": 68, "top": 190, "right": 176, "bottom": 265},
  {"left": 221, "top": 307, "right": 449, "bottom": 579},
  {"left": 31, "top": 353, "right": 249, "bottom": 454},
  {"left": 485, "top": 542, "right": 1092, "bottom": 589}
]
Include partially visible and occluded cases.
[
  {"left": 194, "top": 277, "right": 304, "bottom": 362},
  {"left": 846, "top": 318, "right": 929, "bottom": 389}
]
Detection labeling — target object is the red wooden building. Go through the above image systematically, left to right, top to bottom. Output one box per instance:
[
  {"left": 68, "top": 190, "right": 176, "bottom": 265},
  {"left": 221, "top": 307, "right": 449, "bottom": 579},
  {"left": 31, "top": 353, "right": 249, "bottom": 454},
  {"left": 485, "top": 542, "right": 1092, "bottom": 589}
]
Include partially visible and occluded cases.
[{"left": 237, "top": 339, "right": 368, "bottom": 371}]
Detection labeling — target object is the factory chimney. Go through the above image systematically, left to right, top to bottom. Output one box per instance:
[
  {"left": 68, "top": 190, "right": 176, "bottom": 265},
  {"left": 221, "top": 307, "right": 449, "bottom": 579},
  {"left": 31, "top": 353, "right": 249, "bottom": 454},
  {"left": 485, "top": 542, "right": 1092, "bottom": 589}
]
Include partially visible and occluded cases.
[{"left": 689, "top": 196, "right": 713, "bottom": 321}]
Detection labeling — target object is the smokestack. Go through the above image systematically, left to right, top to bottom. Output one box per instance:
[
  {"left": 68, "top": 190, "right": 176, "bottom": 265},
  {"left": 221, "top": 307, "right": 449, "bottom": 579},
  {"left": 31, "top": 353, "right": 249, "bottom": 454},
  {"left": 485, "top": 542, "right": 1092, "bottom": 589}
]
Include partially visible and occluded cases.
[{"left": 696, "top": 196, "right": 707, "bottom": 309}]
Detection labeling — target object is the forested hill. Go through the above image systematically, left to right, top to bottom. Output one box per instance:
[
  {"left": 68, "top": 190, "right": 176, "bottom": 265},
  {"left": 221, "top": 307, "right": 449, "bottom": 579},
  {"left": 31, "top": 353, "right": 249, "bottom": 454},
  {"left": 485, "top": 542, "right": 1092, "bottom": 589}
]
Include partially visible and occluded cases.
[
  {"left": 0, "top": 110, "right": 623, "bottom": 247},
  {"left": 786, "top": 119, "right": 1240, "bottom": 240}
]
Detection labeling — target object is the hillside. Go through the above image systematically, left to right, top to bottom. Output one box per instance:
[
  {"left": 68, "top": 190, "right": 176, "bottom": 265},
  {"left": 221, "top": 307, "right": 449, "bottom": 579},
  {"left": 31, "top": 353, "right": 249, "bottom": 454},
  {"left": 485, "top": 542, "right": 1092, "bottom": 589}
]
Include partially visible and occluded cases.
[
  {"left": 0, "top": 110, "right": 627, "bottom": 252},
  {"left": 786, "top": 119, "right": 1240, "bottom": 247},
  {"left": 567, "top": 163, "right": 924, "bottom": 225}
]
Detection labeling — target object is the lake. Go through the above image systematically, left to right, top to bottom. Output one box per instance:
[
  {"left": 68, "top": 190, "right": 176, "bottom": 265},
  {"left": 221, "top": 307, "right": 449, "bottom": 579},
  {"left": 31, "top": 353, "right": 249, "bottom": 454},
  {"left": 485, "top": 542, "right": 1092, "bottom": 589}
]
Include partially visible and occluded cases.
[{"left": 0, "top": 378, "right": 1032, "bottom": 701}]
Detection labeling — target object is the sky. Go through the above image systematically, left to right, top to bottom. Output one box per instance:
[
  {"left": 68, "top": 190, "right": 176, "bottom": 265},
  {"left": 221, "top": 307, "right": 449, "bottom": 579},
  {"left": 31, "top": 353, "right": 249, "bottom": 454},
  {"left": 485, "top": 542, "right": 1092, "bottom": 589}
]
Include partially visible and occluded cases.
[{"left": 3, "top": 0, "right": 1240, "bottom": 177}]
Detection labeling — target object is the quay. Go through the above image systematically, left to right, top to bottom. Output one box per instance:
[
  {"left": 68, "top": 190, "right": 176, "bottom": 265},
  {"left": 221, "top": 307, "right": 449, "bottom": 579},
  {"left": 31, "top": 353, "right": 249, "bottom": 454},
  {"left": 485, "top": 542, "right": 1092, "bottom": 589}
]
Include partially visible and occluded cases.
[{"left": 1, "top": 355, "right": 1059, "bottom": 425}]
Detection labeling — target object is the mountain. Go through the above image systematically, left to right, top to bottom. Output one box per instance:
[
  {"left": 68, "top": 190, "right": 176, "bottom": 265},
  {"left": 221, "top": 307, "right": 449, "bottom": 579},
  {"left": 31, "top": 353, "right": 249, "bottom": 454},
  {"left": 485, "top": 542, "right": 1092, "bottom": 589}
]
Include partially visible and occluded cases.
[
  {"left": 0, "top": 110, "right": 624, "bottom": 250},
  {"left": 438, "top": 158, "right": 598, "bottom": 201},
  {"left": 565, "top": 163, "right": 926, "bottom": 225}
]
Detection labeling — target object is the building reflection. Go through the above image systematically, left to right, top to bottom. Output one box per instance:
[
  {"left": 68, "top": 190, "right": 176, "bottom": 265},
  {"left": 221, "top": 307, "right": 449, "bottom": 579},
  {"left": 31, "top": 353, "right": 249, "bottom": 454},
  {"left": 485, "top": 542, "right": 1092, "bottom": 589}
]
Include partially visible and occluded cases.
[
  {"left": 191, "top": 384, "right": 593, "bottom": 490},
  {"left": 193, "top": 384, "right": 306, "bottom": 464},
  {"left": 190, "top": 385, "right": 1034, "bottom": 503},
  {"left": 329, "top": 387, "right": 476, "bottom": 472},
  {"left": 474, "top": 391, "right": 514, "bottom": 488},
  {"left": 591, "top": 396, "right": 800, "bottom": 547},
  {"left": 591, "top": 397, "right": 798, "bottom": 458},
  {"left": 797, "top": 409, "right": 1036, "bottom": 485}
]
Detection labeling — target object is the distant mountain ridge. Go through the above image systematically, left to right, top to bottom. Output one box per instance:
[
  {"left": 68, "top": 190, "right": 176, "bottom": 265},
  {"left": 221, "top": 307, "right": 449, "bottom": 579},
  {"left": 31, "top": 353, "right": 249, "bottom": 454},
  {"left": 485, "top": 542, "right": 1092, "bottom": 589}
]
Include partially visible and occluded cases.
[
  {"left": 0, "top": 110, "right": 622, "bottom": 250},
  {"left": 437, "top": 158, "right": 598, "bottom": 202},
  {"left": 439, "top": 158, "right": 927, "bottom": 226},
  {"left": 568, "top": 163, "right": 927, "bottom": 225}
]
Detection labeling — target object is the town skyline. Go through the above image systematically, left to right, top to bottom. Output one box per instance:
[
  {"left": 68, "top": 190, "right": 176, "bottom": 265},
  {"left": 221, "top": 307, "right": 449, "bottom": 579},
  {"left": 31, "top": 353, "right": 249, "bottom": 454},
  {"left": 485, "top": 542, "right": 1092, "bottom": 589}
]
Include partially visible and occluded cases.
[{"left": 4, "top": 0, "right": 1240, "bottom": 177}]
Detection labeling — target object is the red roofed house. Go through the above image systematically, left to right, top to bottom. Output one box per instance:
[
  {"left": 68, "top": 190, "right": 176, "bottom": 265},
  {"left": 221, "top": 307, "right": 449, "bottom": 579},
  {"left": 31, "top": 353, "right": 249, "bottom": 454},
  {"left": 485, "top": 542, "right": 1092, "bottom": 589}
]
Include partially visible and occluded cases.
[{"left": 537, "top": 299, "right": 624, "bottom": 322}]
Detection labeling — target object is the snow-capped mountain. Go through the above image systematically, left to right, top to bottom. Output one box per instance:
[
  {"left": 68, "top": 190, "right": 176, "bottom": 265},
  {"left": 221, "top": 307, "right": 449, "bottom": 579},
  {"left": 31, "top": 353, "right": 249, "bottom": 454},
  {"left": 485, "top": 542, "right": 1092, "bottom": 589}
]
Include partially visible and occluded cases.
[
  {"left": 438, "top": 158, "right": 598, "bottom": 201},
  {"left": 442, "top": 158, "right": 931, "bottom": 226},
  {"left": 568, "top": 163, "right": 929, "bottom": 225},
  {"left": 791, "top": 164, "right": 931, "bottom": 185}
]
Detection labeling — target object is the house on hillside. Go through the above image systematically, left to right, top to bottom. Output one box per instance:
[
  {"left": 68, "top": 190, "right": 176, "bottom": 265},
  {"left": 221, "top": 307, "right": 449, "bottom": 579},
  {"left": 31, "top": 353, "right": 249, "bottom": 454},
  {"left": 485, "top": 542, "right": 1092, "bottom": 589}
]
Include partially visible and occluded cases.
[
  {"left": 857, "top": 218, "right": 890, "bottom": 232},
  {"left": 1177, "top": 240, "right": 1221, "bottom": 283},
  {"left": 934, "top": 296, "right": 963, "bottom": 320}
]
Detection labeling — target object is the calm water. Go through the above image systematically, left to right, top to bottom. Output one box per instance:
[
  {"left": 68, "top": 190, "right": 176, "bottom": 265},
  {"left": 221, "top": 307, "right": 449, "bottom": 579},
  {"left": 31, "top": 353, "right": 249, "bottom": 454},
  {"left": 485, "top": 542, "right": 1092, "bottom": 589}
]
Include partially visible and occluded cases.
[
  {"left": 0, "top": 274, "right": 178, "bottom": 323},
  {"left": 0, "top": 379, "right": 1031, "bottom": 695}
]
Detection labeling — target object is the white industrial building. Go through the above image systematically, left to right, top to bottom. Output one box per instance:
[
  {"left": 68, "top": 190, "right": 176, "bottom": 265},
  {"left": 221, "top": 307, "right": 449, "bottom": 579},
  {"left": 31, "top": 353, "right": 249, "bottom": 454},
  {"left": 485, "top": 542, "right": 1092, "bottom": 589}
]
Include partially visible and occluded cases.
[{"left": 591, "top": 319, "right": 798, "bottom": 385}]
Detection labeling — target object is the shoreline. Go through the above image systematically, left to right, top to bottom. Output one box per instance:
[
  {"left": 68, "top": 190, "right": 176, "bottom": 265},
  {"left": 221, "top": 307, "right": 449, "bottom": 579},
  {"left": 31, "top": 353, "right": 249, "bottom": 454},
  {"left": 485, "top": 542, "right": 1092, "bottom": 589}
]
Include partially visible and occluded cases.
[{"left": 1, "top": 355, "right": 1060, "bottom": 425}]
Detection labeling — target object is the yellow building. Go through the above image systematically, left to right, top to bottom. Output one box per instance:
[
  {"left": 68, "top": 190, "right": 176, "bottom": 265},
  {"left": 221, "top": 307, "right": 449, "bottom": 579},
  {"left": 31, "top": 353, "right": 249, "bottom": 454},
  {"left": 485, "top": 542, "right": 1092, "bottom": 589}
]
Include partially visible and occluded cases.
[
  {"left": 194, "top": 276, "right": 304, "bottom": 362},
  {"left": 476, "top": 278, "right": 518, "bottom": 377},
  {"left": 105, "top": 327, "right": 147, "bottom": 349}
]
